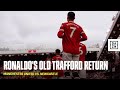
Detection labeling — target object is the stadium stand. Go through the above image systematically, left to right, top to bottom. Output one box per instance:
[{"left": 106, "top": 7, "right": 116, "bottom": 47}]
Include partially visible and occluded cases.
[
  {"left": 97, "top": 11, "right": 120, "bottom": 79},
  {"left": 97, "top": 11, "right": 120, "bottom": 60}
]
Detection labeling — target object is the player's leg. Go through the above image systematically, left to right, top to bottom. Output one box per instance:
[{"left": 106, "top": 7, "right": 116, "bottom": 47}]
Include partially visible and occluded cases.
[
  {"left": 62, "top": 52, "right": 72, "bottom": 79},
  {"left": 72, "top": 54, "right": 80, "bottom": 79},
  {"left": 72, "top": 54, "right": 80, "bottom": 61},
  {"left": 79, "top": 62, "right": 86, "bottom": 79},
  {"left": 79, "top": 69, "right": 86, "bottom": 79}
]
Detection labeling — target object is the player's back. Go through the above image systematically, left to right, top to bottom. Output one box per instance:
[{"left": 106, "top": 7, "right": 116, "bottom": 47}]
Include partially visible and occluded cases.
[
  {"left": 62, "top": 21, "right": 83, "bottom": 54},
  {"left": 52, "top": 55, "right": 62, "bottom": 61},
  {"left": 52, "top": 55, "right": 64, "bottom": 77}
]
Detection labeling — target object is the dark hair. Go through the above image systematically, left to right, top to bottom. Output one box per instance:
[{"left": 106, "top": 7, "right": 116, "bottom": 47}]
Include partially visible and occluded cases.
[
  {"left": 67, "top": 12, "right": 75, "bottom": 20},
  {"left": 55, "top": 49, "right": 61, "bottom": 54}
]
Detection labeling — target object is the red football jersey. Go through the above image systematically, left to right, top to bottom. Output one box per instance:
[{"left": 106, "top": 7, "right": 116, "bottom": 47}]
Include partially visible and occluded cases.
[
  {"left": 57, "top": 21, "right": 87, "bottom": 54},
  {"left": 79, "top": 43, "right": 87, "bottom": 62},
  {"left": 52, "top": 55, "right": 64, "bottom": 77},
  {"left": 52, "top": 55, "right": 62, "bottom": 61}
]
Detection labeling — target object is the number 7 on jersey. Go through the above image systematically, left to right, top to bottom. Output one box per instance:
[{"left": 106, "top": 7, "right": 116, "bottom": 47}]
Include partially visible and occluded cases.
[{"left": 70, "top": 27, "right": 76, "bottom": 38}]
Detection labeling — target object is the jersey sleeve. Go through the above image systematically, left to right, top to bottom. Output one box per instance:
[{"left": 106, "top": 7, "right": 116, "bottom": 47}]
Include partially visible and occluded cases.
[
  {"left": 57, "top": 23, "right": 65, "bottom": 38},
  {"left": 80, "top": 27, "right": 87, "bottom": 41}
]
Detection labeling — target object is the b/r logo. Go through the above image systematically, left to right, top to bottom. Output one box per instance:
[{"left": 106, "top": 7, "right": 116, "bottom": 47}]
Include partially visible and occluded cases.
[
  {"left": 108, "top": 39, "right": 120, "bottom": 51},
  {"left": 110, "top": 41, "right": 118, "bottom": 49}
]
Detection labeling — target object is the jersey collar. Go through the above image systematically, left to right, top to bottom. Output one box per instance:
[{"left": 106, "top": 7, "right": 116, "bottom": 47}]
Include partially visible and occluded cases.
[{"left": 68, "top": 21, "right": 74, "bottom": 23}]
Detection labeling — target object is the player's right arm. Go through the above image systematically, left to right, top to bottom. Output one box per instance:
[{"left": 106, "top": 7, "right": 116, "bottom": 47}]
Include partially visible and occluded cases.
[{"left": 57, "top": 23, "right": 65, "bottom": 38}]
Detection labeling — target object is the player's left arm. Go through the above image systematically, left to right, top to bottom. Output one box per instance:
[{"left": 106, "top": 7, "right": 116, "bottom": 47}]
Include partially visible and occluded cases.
[{"left": 80, "top": 27, "right": 87, "bottom": 41}]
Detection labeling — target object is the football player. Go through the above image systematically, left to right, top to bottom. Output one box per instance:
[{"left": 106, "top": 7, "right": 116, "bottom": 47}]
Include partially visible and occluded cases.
[
  {"left": 57, "top": 11, "right": 87, "bottom": 79},
  {"left": 79, "top": 42, "right": 87, "bottom": 79},
  {"left": 52, "top": 49, "right": 64, "bottom": 79}
]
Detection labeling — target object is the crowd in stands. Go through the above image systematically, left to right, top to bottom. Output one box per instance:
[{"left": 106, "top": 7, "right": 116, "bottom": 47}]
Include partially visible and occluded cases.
[
  {"left": 86, "top": 52, "right": 120, "bottom": 79},
  {"left": 86, "top": 71, "right": 109, "bottom": 79}
]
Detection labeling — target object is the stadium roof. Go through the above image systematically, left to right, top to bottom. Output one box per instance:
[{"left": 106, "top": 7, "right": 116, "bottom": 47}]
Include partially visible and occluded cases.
[{"left": 97, "top": 11, "right": 120, "bottom": 60}]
